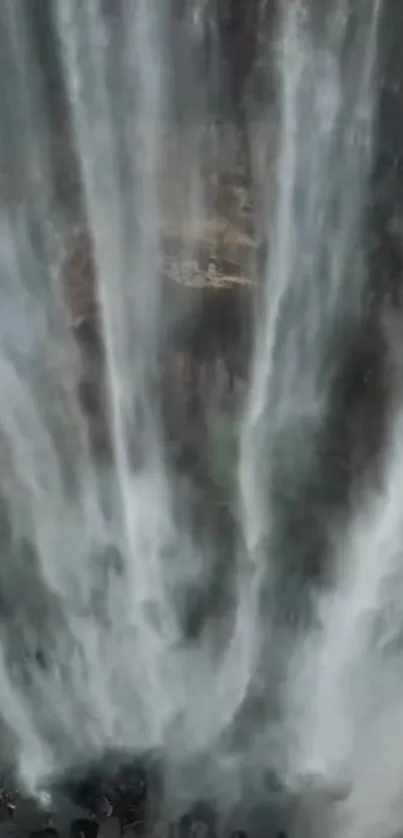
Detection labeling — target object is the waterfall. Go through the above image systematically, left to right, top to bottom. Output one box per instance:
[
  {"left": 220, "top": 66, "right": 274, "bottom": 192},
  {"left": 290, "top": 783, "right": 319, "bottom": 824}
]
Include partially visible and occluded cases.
[{"left": 1, "top": 3, "right": 399, "bottom": 838}]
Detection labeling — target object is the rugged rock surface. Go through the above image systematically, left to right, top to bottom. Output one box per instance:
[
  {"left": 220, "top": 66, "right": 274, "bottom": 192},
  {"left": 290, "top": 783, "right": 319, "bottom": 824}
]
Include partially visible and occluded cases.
[{"left": 61, "top": 160, "right": 257, "bottom": 402}]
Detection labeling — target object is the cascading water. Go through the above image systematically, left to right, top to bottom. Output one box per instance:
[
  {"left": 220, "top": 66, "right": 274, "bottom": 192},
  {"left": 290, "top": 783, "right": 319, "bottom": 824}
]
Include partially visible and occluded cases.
[
  {"left": 0, "top": 0, "right": 256, "bottom": 805},
  {"left": 237, "top": 0, "right": 383, "bottom": 800},
  {"left": 240, "top": 0, "right": 382, "bottom": 561},
  {"left": 0, "top": 1, "right": 398, "bottom": 837}
]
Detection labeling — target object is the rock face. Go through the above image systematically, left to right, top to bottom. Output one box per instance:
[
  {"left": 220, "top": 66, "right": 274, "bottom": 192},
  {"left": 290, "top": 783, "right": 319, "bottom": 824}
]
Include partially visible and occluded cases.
[
  {"left": 369, "top": 1, "right": 403, "bottom": 308},
  {"left": 61, "top": 154, "right": 257, "bottom": 408},
  {"left": 60, "top": 165, "right": 255, "bottom": 524}
]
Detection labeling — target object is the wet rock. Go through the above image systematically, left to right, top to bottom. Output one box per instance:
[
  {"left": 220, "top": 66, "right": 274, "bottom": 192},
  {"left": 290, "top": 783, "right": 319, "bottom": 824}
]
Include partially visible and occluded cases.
[
  {"left": 62, "top": 229, "right": 97, "bottom": 331},
  {"left": 49, "top": 752, "right": 150, "bottom": 836},
  {"left": 179, "top": 802, "right": 217, "bottom": 838},
  {"left": 70, "top": 820, "right": 99, "bottom": 838},
  {"left": 0, "top": 827, "right": 27, "bottom": 838},
  {"left": 29, "top": 830, "right": 60, "bottom": 838}
]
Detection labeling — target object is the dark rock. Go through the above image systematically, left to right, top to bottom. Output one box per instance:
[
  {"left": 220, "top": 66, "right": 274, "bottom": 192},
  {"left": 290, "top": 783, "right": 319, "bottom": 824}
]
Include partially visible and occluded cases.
[
  {"left": 179, "top": 802, "right": 217, "bottom": 838},
  {"left": 70, "top": 821, "right": 99, "bottom": 838},
  {"left": 29, "top": 831, "right": 59, "bottom": 838}
]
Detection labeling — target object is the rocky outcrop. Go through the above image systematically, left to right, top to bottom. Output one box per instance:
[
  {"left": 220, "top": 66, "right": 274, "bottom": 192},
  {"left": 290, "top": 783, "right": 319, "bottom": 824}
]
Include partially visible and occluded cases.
[
  {"left": 62, "top": 160, "right": 257, "bottom": 402},
  {"left": 60, "top": 164, "right": 256, "bottom": 501}
]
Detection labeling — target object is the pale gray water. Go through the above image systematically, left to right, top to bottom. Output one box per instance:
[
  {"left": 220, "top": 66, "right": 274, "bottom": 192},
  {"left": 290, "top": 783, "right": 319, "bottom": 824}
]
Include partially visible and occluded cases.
[{"left": 1, "top": 2, "right": 402, "bottom": 837}]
